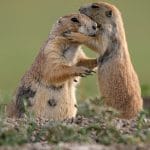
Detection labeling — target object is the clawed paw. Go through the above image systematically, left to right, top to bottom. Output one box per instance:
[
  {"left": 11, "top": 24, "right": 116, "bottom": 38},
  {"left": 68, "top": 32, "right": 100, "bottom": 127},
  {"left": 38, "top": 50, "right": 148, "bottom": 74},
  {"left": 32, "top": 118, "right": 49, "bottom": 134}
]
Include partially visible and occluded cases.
[
  {"left": 62, "top": 30, "right": 71, "bottom": 37},
  {"left": 63, "top": 31, "right": 83, "bottom": 43},
  {"left": 75, "top": 66, "right": 96, "bottom": 78},
  {"left": 79, "top": 70, "right": 96, "bottom": 77}
]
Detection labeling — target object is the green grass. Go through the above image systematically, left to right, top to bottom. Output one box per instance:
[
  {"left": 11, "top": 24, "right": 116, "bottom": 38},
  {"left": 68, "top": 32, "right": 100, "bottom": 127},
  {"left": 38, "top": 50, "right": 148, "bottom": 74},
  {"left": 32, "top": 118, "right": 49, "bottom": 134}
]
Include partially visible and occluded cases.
[{"left": 0, "top": 97, "right": 149, "bottom": 146}]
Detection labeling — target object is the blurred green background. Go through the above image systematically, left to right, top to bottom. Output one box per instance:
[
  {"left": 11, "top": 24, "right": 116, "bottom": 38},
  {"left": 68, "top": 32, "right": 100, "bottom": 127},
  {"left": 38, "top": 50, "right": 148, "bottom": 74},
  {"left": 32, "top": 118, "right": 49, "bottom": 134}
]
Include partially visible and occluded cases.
[{"left": 0, "top": 0, "right": 150, "bottom": 101}]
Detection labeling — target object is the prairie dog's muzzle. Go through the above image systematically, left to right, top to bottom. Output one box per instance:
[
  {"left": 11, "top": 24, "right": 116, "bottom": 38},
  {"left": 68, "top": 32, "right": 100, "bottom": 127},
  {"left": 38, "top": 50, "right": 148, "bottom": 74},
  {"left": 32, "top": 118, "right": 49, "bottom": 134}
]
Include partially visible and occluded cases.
[{"left": 79, "top": 21, "right": 97, "bottom": 36}]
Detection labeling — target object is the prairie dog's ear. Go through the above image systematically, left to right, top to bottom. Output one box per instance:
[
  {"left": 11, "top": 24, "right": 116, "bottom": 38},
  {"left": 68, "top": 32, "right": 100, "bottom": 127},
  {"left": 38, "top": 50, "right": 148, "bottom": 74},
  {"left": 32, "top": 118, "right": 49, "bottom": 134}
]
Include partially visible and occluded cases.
[
  {"left": 57, "top": 17, "right": 63, "bottom": 24},
  {"left": 58, "top": 20, "right": 61, "bottom": 24}
]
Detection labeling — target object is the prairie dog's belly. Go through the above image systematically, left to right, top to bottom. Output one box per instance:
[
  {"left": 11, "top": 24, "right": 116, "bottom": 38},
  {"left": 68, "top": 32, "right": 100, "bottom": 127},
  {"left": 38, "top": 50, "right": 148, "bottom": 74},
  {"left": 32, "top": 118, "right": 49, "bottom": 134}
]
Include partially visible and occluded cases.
[
  {"left": 29, "top": 45, "right": 82, "bottom": 120},
  {"left": 97, "top": 60, "right": 143, "bottom": 118},
  {"left": 31, "top": 82, "right": 77, "bottom": 120}
]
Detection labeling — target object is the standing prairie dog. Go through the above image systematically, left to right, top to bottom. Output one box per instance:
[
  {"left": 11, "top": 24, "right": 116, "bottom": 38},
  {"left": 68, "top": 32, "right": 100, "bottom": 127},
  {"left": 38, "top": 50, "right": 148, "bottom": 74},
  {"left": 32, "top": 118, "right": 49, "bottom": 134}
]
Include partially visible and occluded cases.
[
  {"left": 65, "top": 2, "right": 143, "bottom": 119},
  {"left": 7, "top": 13, "right": 98, "bottom": 120}
]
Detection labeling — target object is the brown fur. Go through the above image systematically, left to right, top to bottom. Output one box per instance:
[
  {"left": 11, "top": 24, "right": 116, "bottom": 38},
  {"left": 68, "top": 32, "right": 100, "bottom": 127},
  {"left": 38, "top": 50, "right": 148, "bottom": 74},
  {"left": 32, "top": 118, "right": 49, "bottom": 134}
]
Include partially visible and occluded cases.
[
  {"left": 65, "top": 2, "right": 143, "bottom": 119},
  {"left": 7, "top": 13, "right": 98, "bottom": 120}
]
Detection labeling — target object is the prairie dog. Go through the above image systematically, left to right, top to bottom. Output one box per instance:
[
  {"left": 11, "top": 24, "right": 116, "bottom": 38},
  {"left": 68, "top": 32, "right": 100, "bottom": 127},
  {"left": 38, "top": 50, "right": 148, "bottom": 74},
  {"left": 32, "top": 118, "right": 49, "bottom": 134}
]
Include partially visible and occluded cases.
[
  {"left": 65, "top": 2, "right": 143, "bottom": 119},
  {"left": 7, "top": 13, "right": 98, "bottom": 120}
]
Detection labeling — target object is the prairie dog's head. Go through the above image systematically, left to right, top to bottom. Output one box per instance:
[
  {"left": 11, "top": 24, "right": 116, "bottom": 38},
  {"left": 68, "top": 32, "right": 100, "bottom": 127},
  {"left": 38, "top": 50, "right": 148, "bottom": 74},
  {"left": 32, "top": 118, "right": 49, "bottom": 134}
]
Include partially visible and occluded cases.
[
  {"left": 79, "top": 2, "right": 124, "bottom": 35},
  {"left": 52, "top": 13, "right": 97, "bottom": 37}
]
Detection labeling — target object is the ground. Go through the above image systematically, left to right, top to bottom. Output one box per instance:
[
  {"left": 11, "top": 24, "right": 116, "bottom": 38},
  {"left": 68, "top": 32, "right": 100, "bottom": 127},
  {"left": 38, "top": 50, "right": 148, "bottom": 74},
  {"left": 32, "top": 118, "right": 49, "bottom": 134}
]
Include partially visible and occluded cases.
[{"left": 0, "top": 98, "right": 149, "bottom": 149}]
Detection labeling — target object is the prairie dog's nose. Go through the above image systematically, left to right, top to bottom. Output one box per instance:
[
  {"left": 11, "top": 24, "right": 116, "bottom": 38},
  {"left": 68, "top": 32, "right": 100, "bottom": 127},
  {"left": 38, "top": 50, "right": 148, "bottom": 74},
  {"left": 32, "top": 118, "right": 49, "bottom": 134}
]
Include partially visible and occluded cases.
[
  {"left": 92, "top": 23, "right": 97, "bottom": 31},
  {"left": 92, "top": 25, "right": 96, "bottom": 30}
]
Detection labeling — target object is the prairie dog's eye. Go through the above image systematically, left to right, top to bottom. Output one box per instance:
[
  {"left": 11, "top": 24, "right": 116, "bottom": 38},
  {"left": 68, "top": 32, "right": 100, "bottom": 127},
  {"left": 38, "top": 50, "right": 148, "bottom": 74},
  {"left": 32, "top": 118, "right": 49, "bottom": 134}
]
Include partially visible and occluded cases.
[
  {"left": 91, "top": 4, "right": 99, "bottom": 9},
  {"left": 105, "top": 10, "right": 112, "bottom": 18},
  {"left": 71, "top": 17, "right": 80, "bottom": 23}
]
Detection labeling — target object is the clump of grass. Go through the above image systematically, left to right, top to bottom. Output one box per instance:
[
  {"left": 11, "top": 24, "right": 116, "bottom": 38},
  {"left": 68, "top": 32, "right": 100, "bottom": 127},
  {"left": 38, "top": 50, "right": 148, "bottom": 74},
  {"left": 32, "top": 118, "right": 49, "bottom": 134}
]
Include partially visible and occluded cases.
[
  {"left": 0, "top": 97, "right": 149, "bottom": 146},
  {"left": 78, "top": 97, "right": 118, "bottom": 117},
  {"left": 46, "top": 122, "right": 91, "bottom": 143},
  {"left": 0, "top": 123, "right": 27, "bottom": 146}
]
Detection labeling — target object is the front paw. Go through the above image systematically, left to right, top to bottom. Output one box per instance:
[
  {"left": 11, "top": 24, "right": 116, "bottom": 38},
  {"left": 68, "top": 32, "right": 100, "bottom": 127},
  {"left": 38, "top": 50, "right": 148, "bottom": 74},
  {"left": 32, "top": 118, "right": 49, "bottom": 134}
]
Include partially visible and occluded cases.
[
  {"left": 62, "top": 30, "right": 71, "bottom": 37},
  {"left": 63, "top": 32, "right": 83, "bottom": 43},
  {"left": 74, "top": 66, "right": 95, "bottom": 77}
]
